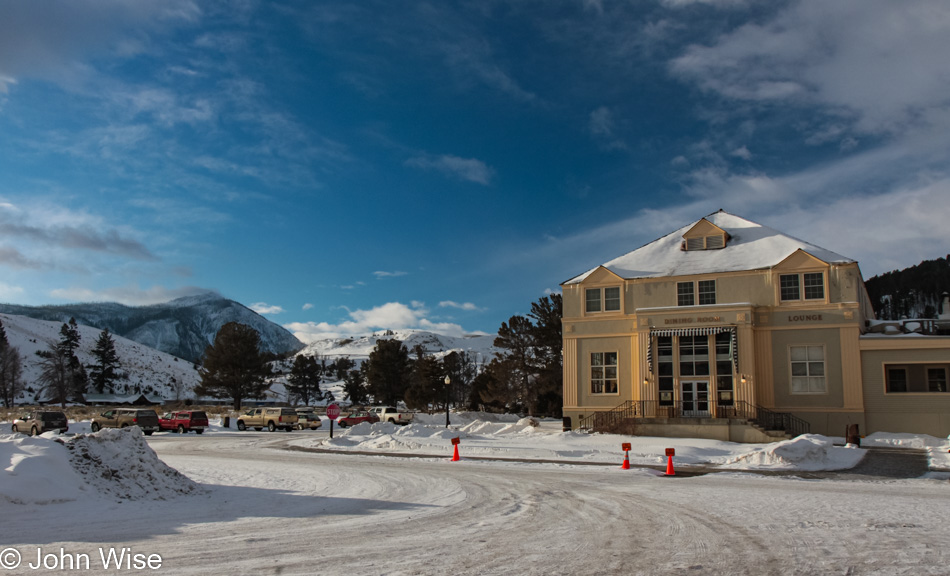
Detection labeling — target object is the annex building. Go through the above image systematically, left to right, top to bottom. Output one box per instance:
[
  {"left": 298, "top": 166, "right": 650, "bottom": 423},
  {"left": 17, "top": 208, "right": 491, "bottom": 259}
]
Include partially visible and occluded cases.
[{"left": 561, "top": 210, "right": 950, "bottom": 441}]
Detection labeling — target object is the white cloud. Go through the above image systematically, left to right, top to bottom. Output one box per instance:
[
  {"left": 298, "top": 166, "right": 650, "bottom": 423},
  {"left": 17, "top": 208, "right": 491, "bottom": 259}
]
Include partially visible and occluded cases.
[
  {"left": 669, "top": 0, "right": 950, "bottom": 137},
  {"left": 730, "top": 146, "right": 752, "bottom": 160},
  {"left": 405, "top": 154, "right": 495, "bottom": 185},
  {"left": 373, "top": 270, "right": 407, "bottom": 279},
  {"left": 0, "top": 282, "right": 24, "bottom": 300},
  {"left": 439, "top": 300, "right": 480, "bottom": 311},
  {"left": 285, "top": 301, "right": 471, "bottom": 343},
  {"left": 250, "top": 302, "right": 285, "bottom": 315},
  {"left": 302, "top": 303, "right": 314, "bottom": 310}
]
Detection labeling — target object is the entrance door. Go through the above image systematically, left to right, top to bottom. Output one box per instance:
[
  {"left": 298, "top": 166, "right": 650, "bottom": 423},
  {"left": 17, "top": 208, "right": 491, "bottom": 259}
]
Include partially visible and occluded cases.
[{"left": 681, "top": 380, "right": 710, "bottom": 417}]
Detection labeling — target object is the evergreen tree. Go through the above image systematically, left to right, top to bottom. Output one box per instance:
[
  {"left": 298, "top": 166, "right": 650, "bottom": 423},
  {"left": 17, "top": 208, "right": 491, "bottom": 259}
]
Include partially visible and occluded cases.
[
  {"left": 490, "top": 294, "right": 564, "bottom": 417},
  {"left": 528, "top": 294, "right": 563, "bottom": 416},
  {"left": 493, "top": 314, "right": 535, "bottom": 413},
  {"left": 59, "top": 318, "right": 88, "bottom": 398},
  {"left": 0, "top": 319, "right": 24, "bottom": 407},
  {"left": 195, "top": 322, "right": 272, "bottom": 410},
  {"left": 90, "top": 328, "right": 120, "bottom": 393},
  {"left": 364, "top": 338, "right": 411, "bottom": 405},
  {"left": 404, "top": 345, "right": 444, "bottom": 411},
  {"left": 287, "top": 354, "right": 323, "bottom": 406},
  {"left": 332, "top": 356, "right": 356, "bottom": 381},
  {"left": 342, "top": 366, "right": 369, "bottom": 405}
]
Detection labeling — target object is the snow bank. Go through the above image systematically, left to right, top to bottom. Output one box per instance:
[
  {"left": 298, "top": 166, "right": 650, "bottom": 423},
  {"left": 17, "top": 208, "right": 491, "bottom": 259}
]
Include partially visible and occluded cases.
[
  {"left": 1, "top": 428, "right": 201, "bottom": 505},
  {"left": 64, "top": 428, "right": 202, "bottom": 500},
  {"left": 1, "top": 433, "right": 87, "bottom": 504},
  {"left": 719, "top": 434, "right": 865, "bottom": 471}
]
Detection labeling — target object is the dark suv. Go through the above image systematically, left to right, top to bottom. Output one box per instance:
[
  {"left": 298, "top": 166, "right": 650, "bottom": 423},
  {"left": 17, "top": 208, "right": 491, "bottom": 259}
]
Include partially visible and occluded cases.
[
  {"left": 91, "top": 408, "right": 160, "bottom": 435},
  {"left": 12, "top": 410, "right": 69, "bottom": 435}
]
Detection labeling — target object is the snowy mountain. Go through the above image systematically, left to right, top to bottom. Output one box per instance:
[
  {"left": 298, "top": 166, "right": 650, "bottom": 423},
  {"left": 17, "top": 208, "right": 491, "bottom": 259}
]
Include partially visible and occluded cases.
[
  {"left": 0, "top": 293, "right": 303, "bottom": 363},
  {"left": 1, "top": 313, "right": 201, "bottom": 404},
  {"left": 299, "top": 329, "right": 499, "bottom": 363}
]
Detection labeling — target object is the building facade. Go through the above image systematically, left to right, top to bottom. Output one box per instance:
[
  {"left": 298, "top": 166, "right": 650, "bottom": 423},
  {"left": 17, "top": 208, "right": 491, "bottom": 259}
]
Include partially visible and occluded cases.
[{"left": 561, "top": 211, "right": 950, "bottom": 439}]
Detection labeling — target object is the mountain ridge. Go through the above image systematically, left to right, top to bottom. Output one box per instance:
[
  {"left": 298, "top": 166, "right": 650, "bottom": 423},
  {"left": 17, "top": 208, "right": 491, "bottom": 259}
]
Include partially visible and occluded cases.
[{"left": 0, "top": 293, "right": 304, "bottom": 363}]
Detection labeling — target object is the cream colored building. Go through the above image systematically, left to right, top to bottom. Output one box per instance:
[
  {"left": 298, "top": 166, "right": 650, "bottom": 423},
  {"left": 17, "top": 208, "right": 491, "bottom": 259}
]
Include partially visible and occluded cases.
[{"left": 561, "top": 211, "right": 950, "bottom": 440}]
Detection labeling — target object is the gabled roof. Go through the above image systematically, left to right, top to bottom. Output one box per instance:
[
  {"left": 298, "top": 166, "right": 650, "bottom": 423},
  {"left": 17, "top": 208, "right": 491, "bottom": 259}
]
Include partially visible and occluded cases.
[{"left": 563, "top": 210, "right": 855, "bottom": 285}]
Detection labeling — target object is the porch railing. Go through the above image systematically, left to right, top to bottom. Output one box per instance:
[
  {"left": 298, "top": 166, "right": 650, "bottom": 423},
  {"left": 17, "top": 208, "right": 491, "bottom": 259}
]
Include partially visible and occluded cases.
[{"left": 579, "top": 399, "right": 810, "bottom": 437}]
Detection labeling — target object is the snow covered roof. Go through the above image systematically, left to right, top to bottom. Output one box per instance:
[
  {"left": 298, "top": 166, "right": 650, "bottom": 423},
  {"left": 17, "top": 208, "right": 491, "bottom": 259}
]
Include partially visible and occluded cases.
[{"left": 564, "top": 210, "right": 855, "bottom": 285}]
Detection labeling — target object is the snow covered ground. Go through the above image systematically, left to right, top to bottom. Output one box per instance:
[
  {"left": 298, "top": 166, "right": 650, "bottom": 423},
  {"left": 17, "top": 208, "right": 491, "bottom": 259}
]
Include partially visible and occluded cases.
[{"left": 2, "top": 414, "right": 949, "bottom": 575}]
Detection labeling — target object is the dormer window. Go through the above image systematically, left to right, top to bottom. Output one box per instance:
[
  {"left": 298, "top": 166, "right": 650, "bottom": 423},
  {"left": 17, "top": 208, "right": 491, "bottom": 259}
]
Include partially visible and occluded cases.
[
  {"left": 683, "top": 218, "right": 729, "bottom": 251},
  {"left": 685, "top": 234, "right": 726, "bottom": 251}
]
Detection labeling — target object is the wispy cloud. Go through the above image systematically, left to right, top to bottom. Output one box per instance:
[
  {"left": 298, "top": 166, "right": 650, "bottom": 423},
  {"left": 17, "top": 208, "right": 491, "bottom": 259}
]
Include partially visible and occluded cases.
[
  {"left": 589, "top": 106, "right": 628, "bottom": 151},
  {"left": 405, "top": 154, "right": 495, "bottom": 185},
  {"left": 0, "top": 201, "right": 156, "bottom": 264},
  {"left": 373, "top": 270, "right": 408, "bottom": 279},
  {"left": 48, "top": 285, "right": 212, "bottom": 306},
  {"left": 439, "top": 300, "right": 481, "bottom": 311},
  {"left": 250, "top": 302, "right": 285, "bottom": 315},
  {"left": 302, "top": 303, "right": 314, "bottom": 311}
]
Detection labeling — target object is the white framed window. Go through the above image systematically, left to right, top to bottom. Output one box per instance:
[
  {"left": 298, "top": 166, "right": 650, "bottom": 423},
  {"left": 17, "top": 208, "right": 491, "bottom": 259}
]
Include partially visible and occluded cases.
[
  {"left": 780, "top": 272, "right": 825, "bottom": 302},
  {"left": 677, "top": 280, "right": 716, "bottom": 306},
  {"left": 698, "top": 280, "right": 716, "bottom": 305},
  {"left": 677, "top": 282, "right": 694, "bottom": 306},
  {"left": 585, "top": 286, "right": 621, "bottom": 314},
  {"left": 790, "top": 345, "right": 826, "bottom": 394},
  {"left": 591, "top": 352, "right": 618, "bottom": 394}
]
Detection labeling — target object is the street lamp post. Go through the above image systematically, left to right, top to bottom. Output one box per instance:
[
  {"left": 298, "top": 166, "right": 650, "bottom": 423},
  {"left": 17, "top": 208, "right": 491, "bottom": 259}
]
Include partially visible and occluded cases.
[{"left": 444, "top": 375, "right": 451, "bottom": 428}]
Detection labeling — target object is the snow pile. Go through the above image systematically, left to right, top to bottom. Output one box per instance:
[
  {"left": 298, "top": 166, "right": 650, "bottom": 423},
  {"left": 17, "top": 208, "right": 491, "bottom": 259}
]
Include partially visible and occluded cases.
[
  {"left": 414, "top": 411, "right": 523, "bottom": 427},
  {"left": 459, "top": 417, "right": 540, "bottom": 436},
  {"left": 63, "top": 428, "right": 202, "bottom": 500},
  {"left": 862, "top": 432, "right": 945, "bottom": 449},
  {"left": 1, "top": 433, "right": 88, "bottom": 504},
  {"left": 719, "top": 434, "right": 865, "bottom": 471}
]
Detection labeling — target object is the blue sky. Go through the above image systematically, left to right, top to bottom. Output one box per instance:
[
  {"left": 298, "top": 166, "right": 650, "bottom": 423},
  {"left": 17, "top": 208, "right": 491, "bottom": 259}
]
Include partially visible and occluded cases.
[{"left": 2, "top": 0, "right": 950, "bottom": 342}]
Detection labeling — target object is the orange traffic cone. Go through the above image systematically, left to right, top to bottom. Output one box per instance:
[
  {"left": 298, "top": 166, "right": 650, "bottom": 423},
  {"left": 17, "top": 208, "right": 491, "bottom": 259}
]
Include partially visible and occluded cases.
[
  {"left": 452, "top": 444, "right": 460, "bottom": 461},
  {"left": 621, "top": 451, "right": 630, "bottom": 469},
  {"left": 665, "top": 455, "right": 675, "bottom": 476}
]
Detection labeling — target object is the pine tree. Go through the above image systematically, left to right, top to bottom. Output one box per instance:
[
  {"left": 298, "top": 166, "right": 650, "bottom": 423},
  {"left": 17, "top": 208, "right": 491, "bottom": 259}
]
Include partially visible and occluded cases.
[
  {"left": 59, "top": 318, "right": 88, "bottom": 398},
  {"left": 0, "top": 319, "right": 24, "bottom": 407},
  {"left": 195, "top": 322, "right": 272, "bottom": 410},
  {"left": 90, "top": 328, "right": 120, "bottom": 393},
  {"left": 364, "top": 338, "right": 411, "bottom": 405},
  {"left": 404, "top": 345, "right": 444, "bottom": 411},
  {"left": 287, "top": 354, "right": 323, "bottom": 406},
  {"left": 342, "top": 367, "right": 369, "bottom": 405}
]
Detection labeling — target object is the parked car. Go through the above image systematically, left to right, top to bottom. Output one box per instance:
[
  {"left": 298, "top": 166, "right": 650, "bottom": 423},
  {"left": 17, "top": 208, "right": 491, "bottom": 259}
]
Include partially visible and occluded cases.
[
  {"left": 368, "top": 406, "right": 414, "bottom": 425},
  {"left": 236, "top": 407, "right": 298, "bottom": 432},
  {"left": 90, "top": 408, "right": 160, "bottom": 435},
  {"left": 11, "top": 410, "right": 69, "bottom": 436},
  {"left": 159, "top": 411, "right": 209, "bottom": 434},
  {"left": 336, "top": 411, "right": 379, "bottom": 428},
  {"left": 296, "top": 413, "right": 323, "bottom": 430}
]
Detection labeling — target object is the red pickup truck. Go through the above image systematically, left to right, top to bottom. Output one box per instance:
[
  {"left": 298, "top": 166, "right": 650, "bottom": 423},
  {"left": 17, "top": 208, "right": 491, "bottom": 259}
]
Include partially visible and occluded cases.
[{"left": 159, "top": 410, "right": 209, "bottom": 434}]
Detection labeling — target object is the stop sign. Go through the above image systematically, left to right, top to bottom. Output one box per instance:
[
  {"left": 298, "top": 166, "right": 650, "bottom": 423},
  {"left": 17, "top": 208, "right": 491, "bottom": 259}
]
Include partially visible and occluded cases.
[{"left": 326, "top": 404, "right": 341, "bottom": 419}]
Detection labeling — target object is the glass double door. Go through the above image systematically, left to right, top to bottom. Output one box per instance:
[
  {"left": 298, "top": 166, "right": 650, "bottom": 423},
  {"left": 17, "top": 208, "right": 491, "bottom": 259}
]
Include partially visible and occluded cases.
[{"left": 680, "top": 380, "right": 710, "bottom": 417}]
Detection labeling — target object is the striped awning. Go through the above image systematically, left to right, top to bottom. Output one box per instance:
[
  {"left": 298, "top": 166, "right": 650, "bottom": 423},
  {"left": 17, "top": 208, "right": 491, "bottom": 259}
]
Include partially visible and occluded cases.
[{"left": 647, "top": 326, "right": 738, "bottom": 374}]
